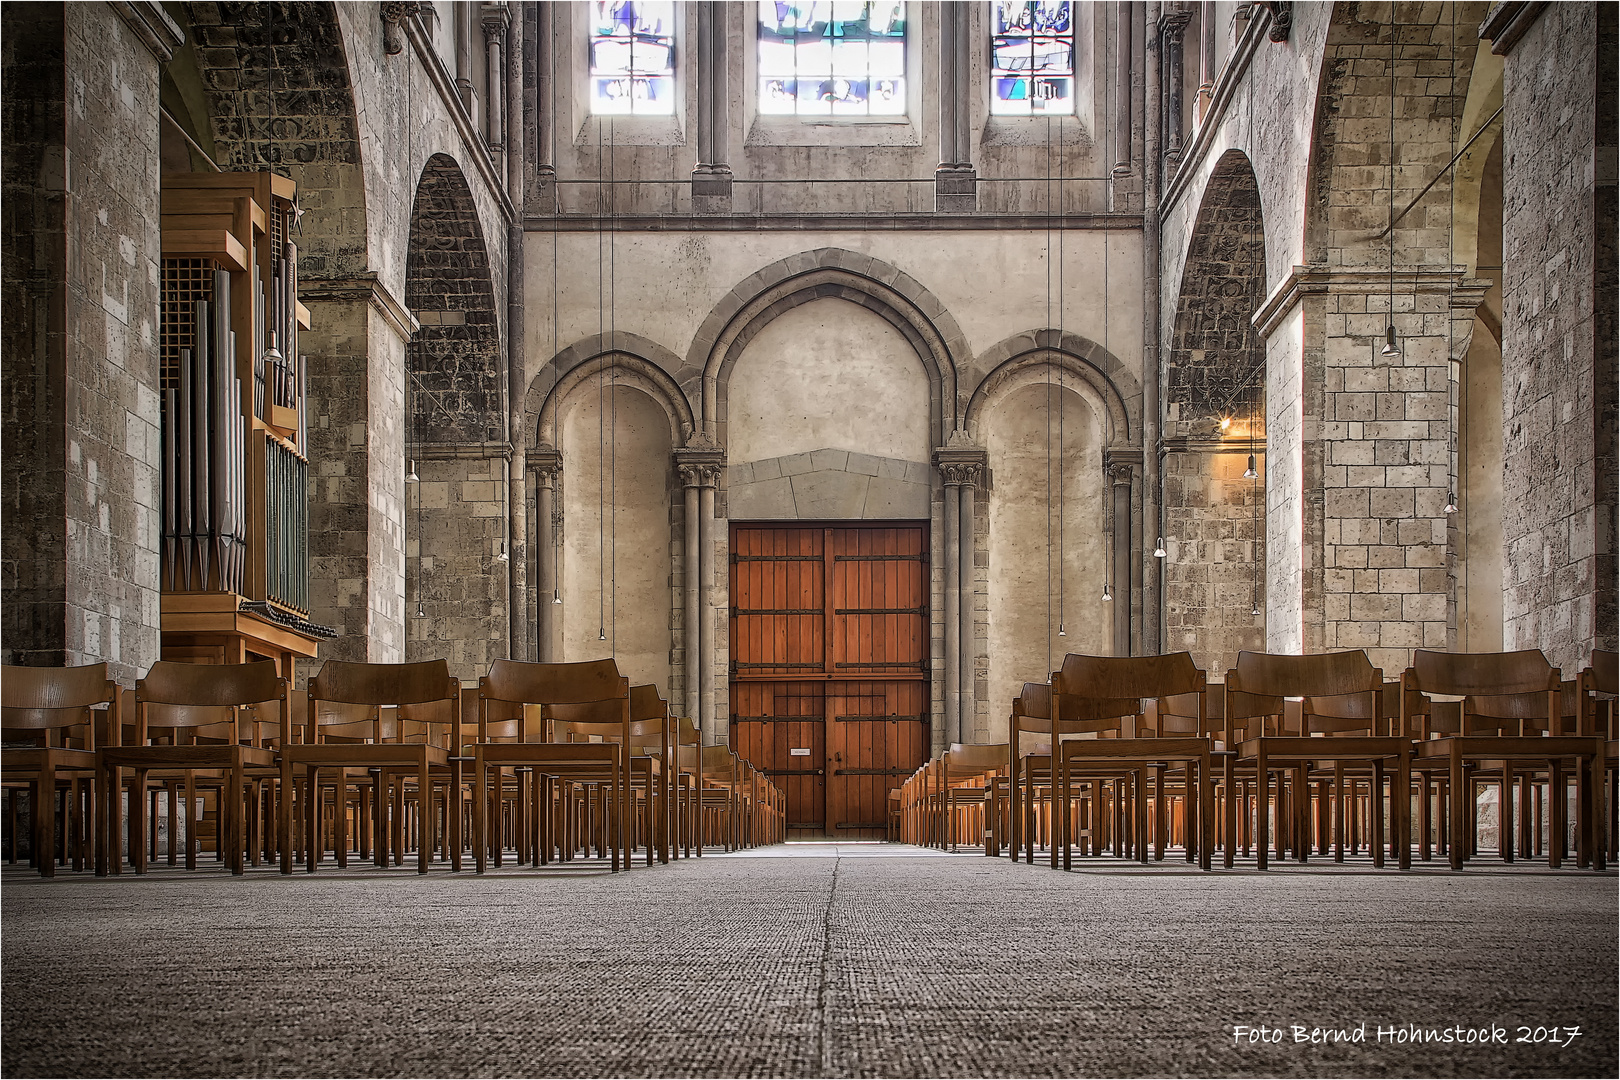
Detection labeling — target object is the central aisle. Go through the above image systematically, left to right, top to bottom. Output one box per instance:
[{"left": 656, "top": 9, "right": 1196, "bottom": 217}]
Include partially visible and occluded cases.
[{"left": 3, "top": 851, "right": 1614, "bottom": 1078}]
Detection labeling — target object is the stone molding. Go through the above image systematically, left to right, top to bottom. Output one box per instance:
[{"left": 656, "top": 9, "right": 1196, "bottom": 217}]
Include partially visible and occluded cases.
[
  {"left": 110, "top": 1, "right": 184, "bottom": 62},
  {"left": 380, "top": 2, "right": 422, "bottom": 55},
  {"left": 1480, "top": 2, "right": 1550, "bottom": 55},
  {"left": 400, "top": 7, "right": 516, "bottom": 223},
  {"left": 1158, "top": 7, "right": 1272, "bottom": 218},
  {"left": 524, "top": 212, "right": 1143, "bottom": 233},
  {"left": 1253, "top": 265, "right": 1495, "bottom": 339},
  {"left": 300, "top": 272, "right": 420, "bottom": 344},
  {"left": 963, "top": 329, "right": 1142, "bottom": 445},
  {"left": 530, "top": 342, "right": 696, "bottom": 449},
  {"left": 413, "top": 442, "right": 513, "bottom": 461},
  {"left": 675, "top": 461, "right": 724, "bottom": 489}
]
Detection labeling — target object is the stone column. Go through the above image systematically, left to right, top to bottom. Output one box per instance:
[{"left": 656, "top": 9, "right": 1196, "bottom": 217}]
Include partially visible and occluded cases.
[
  {"left": 934, "top": 0, "right": 976, "bottom": 212},
  {"left": 692, "top": 1, "right": 732, "bottom": 208},
  {"left": 529, "top": 2, "right": 555, "bottom": 208},
  {"left": 1114, "top": 2, "right": 1133, "bottom": 177},
  {"left": 1196, "top": 2, "right": 1214, "bottom": 121},
  {"left": 481, "top": 5, "right": 508, "bottom": 169},
  {"left": 1160, "top": 8, "right": 1190, "bottom": 177},
  {"left": 676, "top": 440, "right": 724, "bottom": 739},
  {"left": 937, "top": 440, "right": 986, "bottom": 744},
  {"left": 530, "top": 447, "right": 561, "bottom": 661},
  {"left": 1109, "top": 463, "right": 1135, "bottom": 656},
  {"left": 939, "top": 474, "right": 962, "bottom": 747}
]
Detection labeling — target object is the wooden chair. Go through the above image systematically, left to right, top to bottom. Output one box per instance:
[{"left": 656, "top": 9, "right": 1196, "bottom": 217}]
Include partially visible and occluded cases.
[
  {"left": 1402, "top": 649, "right": 1604, "bottom": 871},
  {"left": 1225, "top": 650, "right": 1410, "bottom": 870},
  {"left": 1580, "top": 650, "right": 1616, "bottom": 861},
  {"left": 1051, "top": 652, "right": 1216, "bottom": 871},
  {"left": 473, "top": 658, "right": 629, "bottom": 872},
  {"left": 283, "top": 659, "right": 459, "bottom": 874},
  {"left": 100, "top": 660, "right": 287, "bottom": 876},
  {"left": 2, "top": 663, "right": 121, "bottom": 877},
  {"left": 1007, "top": 682, "right": 1138, "bottom": 866},
  {"left": 547, "top": 695, "right": 671, "bottom": 866},
  {"left": 670, "top": 717, "right": 705, "bottom": 856},
  {"left": 938, "top": 742, "right": 1008, "bottom": 852}
]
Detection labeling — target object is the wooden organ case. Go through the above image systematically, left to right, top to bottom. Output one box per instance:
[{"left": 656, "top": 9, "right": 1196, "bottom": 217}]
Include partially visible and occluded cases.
[{"left": 158, "top": 172, "right": 332, "bottom": 675}]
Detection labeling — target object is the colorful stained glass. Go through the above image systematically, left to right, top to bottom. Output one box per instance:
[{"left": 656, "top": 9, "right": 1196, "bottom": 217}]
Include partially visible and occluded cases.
[
  {"left": 590, "top": 1, "right": 676, "bottom": 115},
  {"left": 990, "top": 1, "right": 1073, "bottom": 115},
  {"left": 758, "top": 2, "right": 907, "bottom": 117}
]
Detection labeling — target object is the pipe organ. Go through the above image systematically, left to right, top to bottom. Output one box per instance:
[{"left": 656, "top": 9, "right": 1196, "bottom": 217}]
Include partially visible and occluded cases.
[{"left": 158, "top": 172, "right": 331, "bottom": 673}]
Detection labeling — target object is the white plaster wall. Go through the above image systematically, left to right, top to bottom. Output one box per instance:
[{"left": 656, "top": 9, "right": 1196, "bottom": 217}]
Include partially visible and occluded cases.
[
  {"left": 525, "top": 230, "right": 1144, "bottom": 397},
  {"left": 730, "top": 298, "right": 930, "bottom": 464},
  {"left": 984, "top": 381, "right": 1108, "bottom": 738},
  {"left": 559, "top": 384, "right": 673, "bottom": 693}
]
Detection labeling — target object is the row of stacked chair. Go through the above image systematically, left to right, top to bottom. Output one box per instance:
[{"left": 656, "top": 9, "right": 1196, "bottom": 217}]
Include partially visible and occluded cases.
[
  {"left": 898, "top": 648, "right": 1616, "bottom": 872},
  {"left": 1, "top": 657, "right": 784, "bottom": 877}
]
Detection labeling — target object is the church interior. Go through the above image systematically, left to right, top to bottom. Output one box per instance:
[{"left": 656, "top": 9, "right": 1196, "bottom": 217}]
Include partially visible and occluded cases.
[{"left": 2, "top": 2, "right": 1616, "bottom": 1077}]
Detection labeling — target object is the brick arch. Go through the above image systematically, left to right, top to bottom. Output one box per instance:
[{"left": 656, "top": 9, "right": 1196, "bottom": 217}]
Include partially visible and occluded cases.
[
  {"left": 179, "top": 1, "right": 367, "bottom": 279},
  {"left": 1302, "top": 1, "right": 1493, "bottom": 266},
  {"left": 1169, "top": 149, "right": 1265, "bottom": 429},
  {"left": 405, "top": 154, "right": 500, "bottom": 446},
  {"left": 687, "top": 249, "right": 970, "bottom": 447},
  {"left": 964, "top": 330, "right": 1139, "bottom": 449},
  {"left": 533, "top": 343, "right": 696, "bottom": 454}
]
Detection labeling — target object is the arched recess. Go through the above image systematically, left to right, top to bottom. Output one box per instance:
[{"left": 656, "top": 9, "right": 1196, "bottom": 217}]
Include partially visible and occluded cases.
[
  {"left": 1164, "top": 148, "right": 1267, "bottom": 676},
  {"left": 403, "top": 154, "right": 506, "bottom": 681},
  {"left": 690, "top": 249, "right": 970, "bottom": 448},
  {"left": 963, "top": 331, "right": 1138, "bottom": 447},
  {"left": 530, "top": 336, "right": 696, "bottom": 449},
  {"left": 536, "top": 353, "right": 688, "bottom": 693}
]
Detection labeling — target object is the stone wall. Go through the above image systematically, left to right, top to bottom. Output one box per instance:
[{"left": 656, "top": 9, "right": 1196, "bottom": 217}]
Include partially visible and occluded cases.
[
  {"left": 1494, "top": 1, "right": 1618, "bottom": 668},
  {"left": 1, "top": 3, "right": 170, "bottom": 682}
]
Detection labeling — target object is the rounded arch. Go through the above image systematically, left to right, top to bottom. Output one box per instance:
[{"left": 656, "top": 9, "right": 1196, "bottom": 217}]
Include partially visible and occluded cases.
[
  {"left": 179, "top": 1, "right": 368, "bottom": 278},
  {"left": 1169, "top": 148, "right": 1266, "bottom": 431},
  {"left": 406, "top": 154, "right": 501, "bottom": 446},
  {"left": 688, "top": 249, "right": 970, "bottom": 446},
  {"left": 964, "top": 330, "right": 1138, "bottom": 449},
  {"left": 533, "top": 345, "right": 696, "bottom": 453}
]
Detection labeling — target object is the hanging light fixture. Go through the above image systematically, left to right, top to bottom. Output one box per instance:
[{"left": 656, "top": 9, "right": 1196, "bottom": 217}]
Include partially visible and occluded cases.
[
  {"left": 1382, "top": 18, "right": 1401, "bottom": 358},
  {"left": 1243, "top": 453, "right": 1258, "bottom": 480},
  {"left": 405, "top": 459, "right": 419, "bottom": 483},
  {"left": 1444, "top": 491, "right": 1458, "bottom": 515},
  {"left": 1153, "top": 537, "right": 1167, "bottom": 559},
  {"left": 496, "top": 541, "right": 509, "bottom": 562},
  {"left": 1102, "top": 582, "right": 1113, "bottom": 602},
  {"left": 552, "top": 588, "right": 562, "bottom": 605},
  {"left": 415, "top": 600, "right": 427, "bottom": 619}
]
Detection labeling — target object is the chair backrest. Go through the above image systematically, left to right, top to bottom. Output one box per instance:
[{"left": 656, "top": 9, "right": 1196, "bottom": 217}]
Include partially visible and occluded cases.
[
  {"left": 1401, "top": 649, "right": 1561, "bottom": 740},
  {"left": 1227, "top": 650, "right": 1382, "bottom": 737},
  {"left": 1588, "top": 650, "right": 1617, "bottom": 696},
  {"left": 1055, "top": 651, "right": 1204, "bottom": 701},
  {"left": 482, "top": 657, "right": 625, "bottom": 706},
  {"left": 306, "top": 659, "right": 456, "bottom": 746},
  {"left": 134, "top": 660, "right": 288, "bottom": 745},
  {"left": 1, "top": 662, "right": 119, "bottom": 749},
  {"left": 944, "top": 742, "right": 1009, "bottom": 783}
]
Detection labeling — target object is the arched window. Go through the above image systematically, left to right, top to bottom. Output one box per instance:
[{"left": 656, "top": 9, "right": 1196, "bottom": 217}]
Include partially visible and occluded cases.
[
  {"left": 590, "top": 1, "right": 676, "bottom": 115},
  {"left": 757, "top": 1, "right": 908, "bottom": 117},
  {"left": 990, "top": 1, "right": 1074, "bottom": 115}
]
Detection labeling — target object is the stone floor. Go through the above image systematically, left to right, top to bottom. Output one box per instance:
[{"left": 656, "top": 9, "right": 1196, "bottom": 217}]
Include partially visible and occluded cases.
[{"left": 2, "top": 844, "right": 1615, "bottom": 1078}]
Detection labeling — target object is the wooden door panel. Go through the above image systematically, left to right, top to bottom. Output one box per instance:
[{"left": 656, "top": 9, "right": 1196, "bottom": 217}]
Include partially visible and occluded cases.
[{"left": 730, "top": 524, "right": 929, "bottom": 839}]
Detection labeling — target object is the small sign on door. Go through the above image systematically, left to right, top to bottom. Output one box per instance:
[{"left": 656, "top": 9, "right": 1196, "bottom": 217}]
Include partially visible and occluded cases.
[{"left": 789, "top": 747, "right": 811, "bottom": 757}]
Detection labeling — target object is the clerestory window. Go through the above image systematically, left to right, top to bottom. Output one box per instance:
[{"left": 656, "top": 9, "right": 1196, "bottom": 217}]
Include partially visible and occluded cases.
[
  {"left": 589, "top": 1, "right": 676, "bottom": 115},
  {"left": 757, "top": 1, "right": 908, "bottom": 117},
  {"left": 989, "top": 1, "right": 1074, "bottom": 116}
]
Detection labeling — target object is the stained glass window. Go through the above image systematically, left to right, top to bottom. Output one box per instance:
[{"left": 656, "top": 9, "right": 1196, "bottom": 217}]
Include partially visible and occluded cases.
[
  {"left": 590, "top": 1, "right": 676, "bottom": 115},
  {"left": 990, "top": 1, "right": 1074, "bottom": 115},
  {"left": 758, "top": 2, "right": 907, "bottom": 117}
]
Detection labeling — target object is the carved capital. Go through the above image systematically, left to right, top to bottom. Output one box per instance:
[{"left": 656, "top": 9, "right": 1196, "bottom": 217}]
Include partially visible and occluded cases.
[
  {"left": 380, "top": 2, "right": 423, "bottom": 55},
  {"left": 481, "top": 3, "right": 510, "bottom": 43},
  {"left": 1158, "top": 8, "right": 1192, "bottom": 44},
  {"left": 935, "top": 442, "right": 988, "bottom": 490},
  {"left": 528, "top": 446, "right": 562, "bottom": 484},
  {"left": 677, "top": 462, "right": 723, "bottom": 489},
  {"left": 1107, "top": 462, "right": 1136, "bottom": 486}
]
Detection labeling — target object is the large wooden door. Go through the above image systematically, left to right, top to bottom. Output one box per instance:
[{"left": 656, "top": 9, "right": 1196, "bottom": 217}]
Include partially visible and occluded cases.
[{"left": 729, "top": 524, "right": 930, "bottom": 839}]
